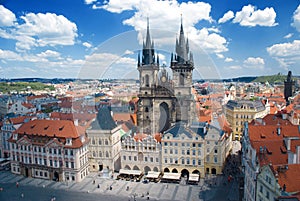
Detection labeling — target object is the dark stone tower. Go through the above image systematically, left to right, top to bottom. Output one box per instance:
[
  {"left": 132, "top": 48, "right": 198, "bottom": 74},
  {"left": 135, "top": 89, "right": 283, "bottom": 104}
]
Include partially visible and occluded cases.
[
  {"left": 136, "top": 18, "right": 194, "bottom": 134},
  {"left": 170, "top": 18, "right": 194, "bottom": 123},
  {"left": 284, "top": 71, "right": 295, "bottom": 105}
]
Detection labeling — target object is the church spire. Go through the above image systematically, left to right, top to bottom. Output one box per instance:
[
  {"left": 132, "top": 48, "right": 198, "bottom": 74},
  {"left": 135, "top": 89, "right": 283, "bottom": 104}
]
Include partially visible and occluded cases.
[
  {"left": 176, "top": 15, "right": 188, "bottom": 63},
  {"left": 142, "top": 17, "right": 155, "bottom": 65},
  {"left": 145, "top": 17, "right": 151, "bottom": 50}
]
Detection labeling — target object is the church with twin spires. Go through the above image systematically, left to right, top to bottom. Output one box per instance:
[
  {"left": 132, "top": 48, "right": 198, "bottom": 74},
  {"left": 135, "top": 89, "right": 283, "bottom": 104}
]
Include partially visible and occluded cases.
[{"left": 136, "top": 19, "right": 195, "bottom": 134}]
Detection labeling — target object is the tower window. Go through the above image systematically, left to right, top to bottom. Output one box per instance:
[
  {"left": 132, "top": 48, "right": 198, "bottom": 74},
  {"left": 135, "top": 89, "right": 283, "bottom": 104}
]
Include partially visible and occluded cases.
[
  {"left": 179, "top": 73, "right": 184, "bottom": 85},
  {"left": 145, "top": 75, "right": 149, "bottom": 87}
]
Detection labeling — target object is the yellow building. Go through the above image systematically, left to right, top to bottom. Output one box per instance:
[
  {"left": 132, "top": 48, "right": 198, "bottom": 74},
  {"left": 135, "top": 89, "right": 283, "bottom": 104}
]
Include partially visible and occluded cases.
[{"left": 224, "top": 100, "right": 269, "bottom": 140}]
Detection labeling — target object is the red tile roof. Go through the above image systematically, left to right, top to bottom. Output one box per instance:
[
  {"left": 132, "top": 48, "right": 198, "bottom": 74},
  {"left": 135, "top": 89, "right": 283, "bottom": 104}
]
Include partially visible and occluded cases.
[
  {"left": 14, "top": 119, "right": 81, "bottom": 138},
  {"left": 276, "top": 164, "right": 300, "bottom": 193}
]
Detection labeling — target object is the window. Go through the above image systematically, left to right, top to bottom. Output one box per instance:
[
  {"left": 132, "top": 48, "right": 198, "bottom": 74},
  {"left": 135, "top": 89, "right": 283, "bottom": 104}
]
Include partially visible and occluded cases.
[
  {"left": 99, "top": 139, "right": 102, "bottom": 145},
  {"left": 105, "top": 139, "right": 108, "bottom": 145},
  {"left": 164, "top": 142, "right": 168, "bottom": 146},
  {"left": 174, "top": 142, "right": 178, "bottom": 146},
  {"left": 182, "top": 143, "right": 185, "bottom": 146},
  {"left": 192, "top": 143, "right": 196, "bottom": 147},
  {"left": 198, "top": 143, "right": 202, "bottom": 147},
  {"left": 165, "top": 149, "right": 167, "bottom": 154},
  {"left": 170, "top": 149, "right": 173, "bottom": 154},
  {"left": 175, "top": 149, "right": 178, "bottom": 154},
  {"left": 214, "top": 149, "right": 218, "bottom": 154},
  {"left": 70, "top": 150, "right": 73, "bottom": 156},
  {"left": 182, "top": 150, "right": 185, "bottom": 155},
  {"left": 187, "top": 150, "right": 190, "bottom": 155},
  {"left": 192, "top": 150, "right": 196, "bottom": 155},
  {"left": 198, "top": 150, "right": 201, "bottom": 155},
  {"left": 206, "top": 155, "right": 209, "bottom": 162},
  {"left": 123, "top": 156, "right": 126, "bottom": 161},
  {"left": 128, "top": 156, "right": 131, "bottom": 161},
  {"left": 134, "top": 156, "right": 137, "bottom": 161},
  {"left": 214, "top": 156, "right": 218, "bottom": 163},
  {"left": 145, "top": 157, "right": 147, "bottom": 162},
  {"left": 150, "top": 157, "right": 153, "bottom": 162},
  {"left": 156, "top": 158, "right": 158, "bottom": 163},
  {"left": 165, "top": 158, "right": 167, "bottom": 163},
  {"left": 170, "top": 158, "right": 173, "bottom": 163},
  {"left": 181, "top": 158, "right": 185, "bottom": 164},
  {"left": 187, "top": 158, "right": 190, "bottom": 165},
  {"left": 192, "top": 159, "right": 196, "bottom": 166},
  {"left": 198, "top": 159, "right": 201, "bottom": 165},
  {"left": 71, "top": 162, "right": 74, "bottom": 168},
  {"left": 260, "top": 185, "right": 263, "bottom": 193},
  {"left": 266, "top": 191, "right": 269, "bottom": 199}
]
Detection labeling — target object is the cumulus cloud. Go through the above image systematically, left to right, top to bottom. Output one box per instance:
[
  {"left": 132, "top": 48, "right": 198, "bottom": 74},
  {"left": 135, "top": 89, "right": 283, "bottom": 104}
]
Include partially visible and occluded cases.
[
  {"left": 84, "top": 0, "right": 97, "bottom": 5},
  {"left": 95, "top": 0, "right": 227, "bottom": 54},
  {"left": 0, "top": 5, "right": 16, "bottom": 26},
  {"left": 233, "top": 5, "right": 278, "bottom": 27},
  {"left": 292, "top": 5, "right": 300, "bottom": 32},
  {"left": 0, "top": 6, "right": 78, "bottom": 51},
  {"left": 218, "top": 11, "right": 234, "bottom": 24},
  {"left": 284, "top": 33, "right": 293, "bottom": 39},
  {"left": 267, "top": 40, "right": 300, "bottom": 68},
  {"left": 267, "top": 40, "right": 300, "bottom": 57},
  {"left": 83, "top": 42, "right": 92, "bottom": 48},
  {"left": 0, "top": 49, "right": 22, "bottom": 61},
  {"left": 37, "top": 50, "right": 61, "bottom": 58},
  {"left": 124, "top": 50, "right": 134, "bottom": 55},
  {"left": 216, "top": 53, "right": 224, "bottom": 59},
  {"left": 225, "top": 57, "right": 233, "bottom": 62},
  {"left": 243, "top": 57, "right": 265, "bottom": 69}
]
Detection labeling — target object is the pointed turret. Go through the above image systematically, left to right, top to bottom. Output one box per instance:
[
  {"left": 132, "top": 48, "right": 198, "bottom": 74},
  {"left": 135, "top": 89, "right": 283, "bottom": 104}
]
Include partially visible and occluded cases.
[
  {"left": 176, "top": 16, "right": 188, "bottom": 63},
  {"left": 142, "top": 18, "right": 155, "bottom": 65}
]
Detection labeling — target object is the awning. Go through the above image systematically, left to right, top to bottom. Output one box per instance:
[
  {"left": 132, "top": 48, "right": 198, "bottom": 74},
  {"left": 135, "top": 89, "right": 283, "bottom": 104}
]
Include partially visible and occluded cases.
[
  {"left": 119, "top": 169, "right": 142, "bottom": 176},
  {"left": 146, "top": 171, "right": 161, "bottom": 179},
  {"left": 162, "top": 172, "right": 181, "bottom": 180},
  {"left": 189, "top": 173, "right": 200, "bottom": 182}
]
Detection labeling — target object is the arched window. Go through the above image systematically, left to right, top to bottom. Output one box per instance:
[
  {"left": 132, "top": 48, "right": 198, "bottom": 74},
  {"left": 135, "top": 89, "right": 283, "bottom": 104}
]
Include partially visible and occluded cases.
[
  {"left": 179, "top": 73, "right": 184, "bottom": 86},
  {"left": 145, "top": 74, "right": 150, "bottom": 87},
  {"left": 145, "top": 107, "right": 149, "bottom": 112},
  {"left": 92, "top": 138, "right": 95, "bottom": 145},
  {"left": 98, "top": 139, "right": 102, "bottom": 145},
  {"left": 105, "top": 139, "right": 108, "bottom": 145},
  {"left": 92, "top": 151, "right": 96, "bottom": 157},
  {"left": 99, "top": 151, "right": 102, "bottom": 157},
  {"left": 106, "top": 151, "right": 109, "bottom": 157}
]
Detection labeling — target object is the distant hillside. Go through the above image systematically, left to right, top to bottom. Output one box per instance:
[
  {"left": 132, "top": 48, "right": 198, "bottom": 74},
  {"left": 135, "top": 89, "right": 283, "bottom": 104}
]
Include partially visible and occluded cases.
[
  {"left": 252, "top": 74, "right": 287, "bottom": 83},
  {"left": 0, "top": 82, "right": 54, "bottom": 93}
]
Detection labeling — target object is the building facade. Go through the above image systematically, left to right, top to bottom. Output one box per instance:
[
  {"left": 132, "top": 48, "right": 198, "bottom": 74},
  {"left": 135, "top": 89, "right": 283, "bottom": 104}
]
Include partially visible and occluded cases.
[
  {"left": 225, "top": 100, "right": 268, "bottom": 140},
  {"left": 86, "top": 106, "right": 122, "bottom": 173},
  {"left": 8, "top": 119, "right": 89, "bottom": 182},
  {"left": 161, "top": 121, "right": 231, "bottom": 178},
  {"left": 120, "top": 133, "right": 161, "bottom": 173}
]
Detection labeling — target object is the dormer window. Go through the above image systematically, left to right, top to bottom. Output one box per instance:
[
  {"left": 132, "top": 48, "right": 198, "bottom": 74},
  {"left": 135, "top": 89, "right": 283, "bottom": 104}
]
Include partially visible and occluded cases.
[
  {"left": 13, "top": 133, "right": 18, "bottom": 140},
  {"left": 80, "top": 135, "right": 85, "bottom": 143},
  {"left": 66, "top": 138, "right": 72, "bottom": 145}
]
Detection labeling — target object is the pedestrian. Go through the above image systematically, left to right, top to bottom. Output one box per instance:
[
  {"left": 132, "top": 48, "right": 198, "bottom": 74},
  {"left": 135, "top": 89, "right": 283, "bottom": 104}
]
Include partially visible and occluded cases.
[
  {"left": 93, "top": 180, "right": 95, "bottom": 184},
  {"left": 16, "top": 182, "right": 19, "bottom": 188},
  {"left": 98, "top": 184, "right": 100, "bottom": 188},
  {"left": 21, "top": 193, "right": 24, "bottom": 198}
]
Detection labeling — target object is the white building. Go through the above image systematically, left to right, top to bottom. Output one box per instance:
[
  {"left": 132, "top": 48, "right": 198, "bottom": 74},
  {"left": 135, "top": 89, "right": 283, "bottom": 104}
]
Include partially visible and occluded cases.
[
  {"left": 86, "top": 106, "right": 122, "bottom": 174},
  {"left": 8, "top": 119, "right": 89, "bottom": 182}
]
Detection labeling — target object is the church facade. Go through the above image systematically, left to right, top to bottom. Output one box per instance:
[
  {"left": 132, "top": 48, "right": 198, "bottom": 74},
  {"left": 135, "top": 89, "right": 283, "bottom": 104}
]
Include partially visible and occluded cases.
[{"left": 136, "top": 20, "right": 195, "bottom": 134}]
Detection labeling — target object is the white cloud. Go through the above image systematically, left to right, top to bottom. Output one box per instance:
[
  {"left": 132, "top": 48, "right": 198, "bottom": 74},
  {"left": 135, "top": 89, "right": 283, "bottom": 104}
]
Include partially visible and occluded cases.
[
  {"left": 84, "top": 0, "right": 97, "bottom": 5},
  {"left": 97, "top": 0, "right": 227, "bottom": 54},
  {"left": 0, "top": 5, "right": 16, "bottom": 26},
  {"left": 233, "top": 5, "right": 278, "bottom": 27},
  {"left": 292, "top": 5, "right": 300, "bottom": 32},
  {"left": 0, "top": 7, "right": 78, "bottom": 51},
  {"left": 218, "top": 11, "right": 234, "bottom": 24},
  {"left": 17, "top": 13, "right": 78, "bottom": 49},
  {"left": 284, "top": 33, "right": 293, "bottom": 39},
  {"left": 267, "top": 40, "right": 300, "bottom": 68},
  {"left": 267, "top": 40, "right": 300, "bottom": 57},
  {"left": 83, "top": 42, "right": 92, "bottom": 48},
  {"left": 0, "top": 49, "right": 22, "bottom": 61},
  {"left": 37, "top": 50, "right": 61, "bottom": 58},
  {"left": 124, "top": 50, "right": 134, "bottom": 55},
  {"left": 216, "top": 53, "right": 224, "bottom": 59},
  {"left": 225, "top": 57, "right": 233, "bottom": 62},
  {"left": 243, "top": 57, "right": 265, "bottom": 69},
  {"left": 228, "top": 65, "right": 241, "bottom": 70}
]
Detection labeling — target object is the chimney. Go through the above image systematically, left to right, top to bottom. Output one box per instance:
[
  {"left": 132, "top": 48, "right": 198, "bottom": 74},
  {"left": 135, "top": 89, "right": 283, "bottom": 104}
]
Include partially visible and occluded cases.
[
  {"left": 74, "top": 119, "right": 78, "bottom": 126},
  {"left": 277, "top": 127, "right": 281, "bottom": 135}
]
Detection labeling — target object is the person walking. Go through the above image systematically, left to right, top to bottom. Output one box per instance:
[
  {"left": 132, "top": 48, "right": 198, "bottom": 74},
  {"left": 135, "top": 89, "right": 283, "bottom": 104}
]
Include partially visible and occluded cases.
[{"left": 16, "top": 182, "right": 19, "bottom": 188}]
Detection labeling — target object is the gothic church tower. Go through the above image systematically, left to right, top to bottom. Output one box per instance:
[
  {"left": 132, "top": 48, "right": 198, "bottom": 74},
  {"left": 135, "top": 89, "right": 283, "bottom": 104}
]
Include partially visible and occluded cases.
[{"left": 171, "top": 19, "right": 194, "bottom": 123}]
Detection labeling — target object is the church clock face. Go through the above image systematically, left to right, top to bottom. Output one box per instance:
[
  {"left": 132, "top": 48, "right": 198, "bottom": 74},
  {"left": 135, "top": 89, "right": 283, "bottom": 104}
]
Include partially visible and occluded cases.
[{"left": 161, "top": 76, "right": 167, "bottom": 83}]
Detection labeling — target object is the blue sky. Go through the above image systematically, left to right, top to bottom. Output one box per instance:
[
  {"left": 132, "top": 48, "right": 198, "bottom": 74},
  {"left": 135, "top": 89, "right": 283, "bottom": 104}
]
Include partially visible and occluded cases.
[{"left": 0, "top": 0, "right": 300, "bottom": 79}]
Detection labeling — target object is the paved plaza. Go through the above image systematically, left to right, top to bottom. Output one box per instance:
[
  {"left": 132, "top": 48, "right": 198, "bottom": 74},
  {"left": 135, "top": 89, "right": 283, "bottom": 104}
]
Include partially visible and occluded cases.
[{"left": 0, "top": 170, "right": 240, "bottom": 201}]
